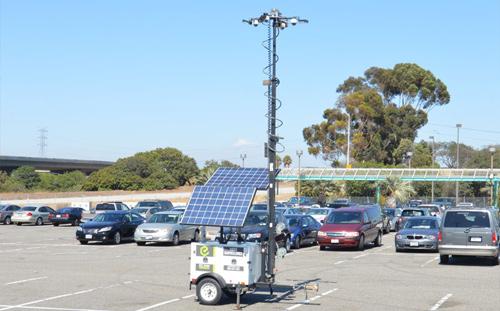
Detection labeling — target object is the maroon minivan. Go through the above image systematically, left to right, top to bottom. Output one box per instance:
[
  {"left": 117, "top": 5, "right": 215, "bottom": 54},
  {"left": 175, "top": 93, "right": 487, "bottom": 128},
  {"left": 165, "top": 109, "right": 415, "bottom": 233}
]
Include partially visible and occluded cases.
[{"left": 317, "top": 206, "right": 383, "bottom": 251}]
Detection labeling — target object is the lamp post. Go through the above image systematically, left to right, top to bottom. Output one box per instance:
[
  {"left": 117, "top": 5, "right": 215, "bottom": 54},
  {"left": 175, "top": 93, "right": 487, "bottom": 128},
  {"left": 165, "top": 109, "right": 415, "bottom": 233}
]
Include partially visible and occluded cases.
[
  {"left": 244, "top": 9, "right": 307, "bottom": 283},
  {"left": 346, "top": 113, "right": 351, "bottom": 167},
  {"left": 456, "top": 124, "right": 462, "bottom": 204},
  {"left": 429, "top": 136, "right": 436, "bottom": 202},
  {"left": 490, "top": 147, "right": 496, "bottom": 205},
  {"left": 296, "top": 150, "right": 303, "bottom": 205},
  {"left": 240, "top": 153, "right": 247, "bottom": 168}
]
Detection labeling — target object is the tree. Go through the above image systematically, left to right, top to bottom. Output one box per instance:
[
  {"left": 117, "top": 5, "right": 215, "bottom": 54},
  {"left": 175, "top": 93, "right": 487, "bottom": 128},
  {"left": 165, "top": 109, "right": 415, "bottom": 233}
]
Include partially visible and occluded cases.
[
  {"left": 303, "top": 63, "right": 449, "bottom": 165},
  {"left": 437, "top": 142, "right": 475, "bottom": 168},
  {"left": 275, "top": 155, "right": 282, "bottom": 168},
  {"left": 283, "top": 155, "right": 292, "bottom": 168},
  {"left": 10, "top": 166, "right": 41, "bottom": 189},
  {"left": 38, "top": 171, "right": 86, "bottom": 192},
  {"left": 382, "top": 177, "right": 416, "bottom": 208}
]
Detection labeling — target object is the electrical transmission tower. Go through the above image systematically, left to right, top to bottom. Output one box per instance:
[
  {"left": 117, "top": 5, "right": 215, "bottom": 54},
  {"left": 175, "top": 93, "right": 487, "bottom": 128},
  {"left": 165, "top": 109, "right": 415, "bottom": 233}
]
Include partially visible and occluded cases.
[{"left": 38, "top": 128, "right": 48, "bottom": 157}]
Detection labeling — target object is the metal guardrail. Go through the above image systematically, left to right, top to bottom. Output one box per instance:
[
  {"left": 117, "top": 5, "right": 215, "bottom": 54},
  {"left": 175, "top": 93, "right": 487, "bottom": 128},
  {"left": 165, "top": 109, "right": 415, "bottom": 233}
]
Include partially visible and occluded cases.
[{"left": 277, "top": 168, "right": 500, "bottom": 182}]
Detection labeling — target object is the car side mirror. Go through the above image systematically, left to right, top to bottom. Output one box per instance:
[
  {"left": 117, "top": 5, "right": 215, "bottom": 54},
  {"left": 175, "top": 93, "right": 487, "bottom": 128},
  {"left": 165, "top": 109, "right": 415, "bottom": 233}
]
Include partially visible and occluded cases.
[{"left": 320, "top": 220, "right": 324, "bottom": 224}]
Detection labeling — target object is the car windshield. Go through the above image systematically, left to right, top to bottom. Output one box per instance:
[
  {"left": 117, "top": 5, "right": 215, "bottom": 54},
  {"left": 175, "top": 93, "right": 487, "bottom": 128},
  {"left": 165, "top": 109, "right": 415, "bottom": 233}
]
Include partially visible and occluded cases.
[
  {"left": 137, "top": 202, "right": 158, "bottom": 207},
  {"left": 96, "top": 204, "right": 114, "bottom": 211},
  {"left": 252, "top": 204, "right": 267, "bottom": 211},
  {"left": 0, "top": 205, "right": 7, "bottom": 210},
  {"left": 20, "top": 206, "right": 37, "bottom": 211},
  {"left": 59, "top": 208, "right": 75, "bottom": 213},
  {"left": 133, "top": 208, "right": 148, "bottom": 214},
  {"left": 306, "top": 209, "right": 329, "bottom": 215},
  {"left": 383, "top": 209, "right": 395, "bottom": 217},
  {"left": 402, "top": 210, "right": 424, "bottom": 217},
  {"left": 444, "top": 211, "right": 491, "bottom": 228},
  {"left": 327, "top": 212, "right": 362, "bottom": 224},
  {"left": 93, "top": 213, "right": 123, "bottom": 222},
  {"left": 148, "top": 213, "right": 180, "bottom": 224},
  {"left": 244, "top": 213, "right": 268, "bottom": 226},
  {"left": 286, "top": 217, "right": 301, "bottom": 227},
  {"left": 404, "top": 218, "right": 437, "bottom": 229}
]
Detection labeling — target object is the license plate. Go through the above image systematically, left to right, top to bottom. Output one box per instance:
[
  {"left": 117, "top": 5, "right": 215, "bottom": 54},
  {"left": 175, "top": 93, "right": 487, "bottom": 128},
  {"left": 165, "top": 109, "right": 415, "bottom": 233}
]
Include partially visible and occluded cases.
[
  {"left": 56, "top": 215, "right": 61, "bottom": 218},
  {"left": 85, "top": 234, "right": 92, "bottom": 239},
  {"left": 145, "top": 236, "right": 153, "bottom": 240},
  {"left": 470, "top": 237, "right": 482, "bottom": 242},
  {"left": 331, "top": 239, "right": 339, "bottom": 244},
  {"left": 410, "top": 241, "right": 419, "bottom": 247}
]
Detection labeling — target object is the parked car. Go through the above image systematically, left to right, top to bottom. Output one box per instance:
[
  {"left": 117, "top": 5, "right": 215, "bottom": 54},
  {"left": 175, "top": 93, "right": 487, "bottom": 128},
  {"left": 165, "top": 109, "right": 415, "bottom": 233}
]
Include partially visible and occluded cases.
[
  {"left": 287, "top": 196, "right": 316, "bottom": 206},
  {"left": 432, "top": 198, "right": 454, "bottom": 209},
  {"left": 325, "top": 199, "right": 355, "bottom": 209},
  {"left": 136, "top": 200, "right": 174, "bottom": 211},
  {"left": 408, "top": 200, "right": 423, "bottom": 208},
  {"left": 94, "top": 202, "right": 130, "bottom": 214},
  {"left": 456, "top": 202, "right": 474, "bottom": 208},
  {"left": 250, "top": 203, "right": 268, "bottom": 212},
  {"left": 0, "top": 204, "right": 21, "bottom": 225},
  {"left": 417, "top": 204, "right": 443, "bottom": 217},
  {"left": 12, "top": 205, "right": 55, "bottom": 226},
  {"left": 317, "top": 205, "right": 383, "bottom": 251},
  {"left": 132, "top": 206, "right": 160, "bottom": 220},
  {"left": 50, "top": 207, "right": 84, "bottom": 226},
  {"left": 276, "top": 207, "right": 302, "bottom": 216},
  {"left": 383, "top": 207, "right": 402, "bottom": 231},
  {"left": 438, "top": 207, "right": 499, "bottom": 265},
  {"left": 305, "top": 208, "right": 331, "bottom": 223},
  {"left": 396, "top": 208, "right": 428, "bottom": 231},
  {"left": 224, "top": 210, "right": 291, "bottom": 251},
  {"left": 76, "top": 211, "right": 145, "bottom": 245},
  {"left": 134, "top": 211, "right": 199, "bottom": 246},
  {"left": 285, "top": 214, "right": 321, "bottom": 249},
  {"left": 395, "top": 217, "right": 440, "bottom": 252}
]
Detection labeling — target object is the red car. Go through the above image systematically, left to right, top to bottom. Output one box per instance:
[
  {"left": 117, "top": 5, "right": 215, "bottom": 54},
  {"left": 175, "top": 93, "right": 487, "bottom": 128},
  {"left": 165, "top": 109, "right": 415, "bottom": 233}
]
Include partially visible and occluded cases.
[{"left": 317, "top": 206, "right": 383, "bottom": 251}]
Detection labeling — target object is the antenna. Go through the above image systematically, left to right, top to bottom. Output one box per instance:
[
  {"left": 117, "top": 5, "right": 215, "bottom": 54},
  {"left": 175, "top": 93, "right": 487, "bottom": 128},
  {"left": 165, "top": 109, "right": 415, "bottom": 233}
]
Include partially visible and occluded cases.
[{"left": 38, "top": 128, "right": 48, "bottom": 157}]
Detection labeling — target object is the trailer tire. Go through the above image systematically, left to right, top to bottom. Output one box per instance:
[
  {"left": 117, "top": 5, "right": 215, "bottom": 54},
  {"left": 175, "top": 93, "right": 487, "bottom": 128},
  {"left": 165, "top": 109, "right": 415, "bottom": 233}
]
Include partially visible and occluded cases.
[{"left": 197, "top": 277, "right": 222, "bottom": 305}]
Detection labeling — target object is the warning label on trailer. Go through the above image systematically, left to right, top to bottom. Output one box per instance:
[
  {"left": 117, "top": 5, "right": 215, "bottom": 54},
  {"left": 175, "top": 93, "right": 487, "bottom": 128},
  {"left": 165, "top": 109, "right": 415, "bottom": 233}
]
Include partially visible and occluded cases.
[
  {"left": 196, "top": 245, "right": 214, "bottom": 257},
  {"left": 223, "top": 246, "right": 244, "bottom": 257},
  {"left": 196, "top": 264, "right": 214, "bottom": 272}
]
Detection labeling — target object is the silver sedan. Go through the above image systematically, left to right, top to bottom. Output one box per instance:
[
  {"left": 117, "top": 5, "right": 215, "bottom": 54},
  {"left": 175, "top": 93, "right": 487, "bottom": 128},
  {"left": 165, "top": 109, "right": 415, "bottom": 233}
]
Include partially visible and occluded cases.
[
  {"left": 12, "top": 205, "right": 55, "bottom": 226},
  {"left": 134, "top": 211, "right": 199, "bottom": 246}
]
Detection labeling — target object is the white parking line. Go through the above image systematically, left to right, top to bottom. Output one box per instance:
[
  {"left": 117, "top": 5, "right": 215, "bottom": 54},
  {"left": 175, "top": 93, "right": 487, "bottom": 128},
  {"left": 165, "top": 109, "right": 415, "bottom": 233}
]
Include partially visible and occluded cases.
[
  {"left": 353, "top": 254, "right": 369, "bottom": 259},
  {"left": 421, "top": 256, "right": 440, "bottom": 267},
  {"left": 334, "top": 260, "right": 345, "bottom": 265},
  {"left": 4, "top": 276, "right": 48, "bottom": 286},
  {"left": 285, "top": 288, "right": 338, "bottom": 311},
  {"left": 430, "top": 293, "right": 452, "bottom": 310},
  {"left": 181, "top": 294, "right": 195, "bottom": 299},
  {"left": 134, "top": 298, "right": 180, "bottom": 311},
  {"left": 0, "top": 305, "right": 109, "bottom": 311}
]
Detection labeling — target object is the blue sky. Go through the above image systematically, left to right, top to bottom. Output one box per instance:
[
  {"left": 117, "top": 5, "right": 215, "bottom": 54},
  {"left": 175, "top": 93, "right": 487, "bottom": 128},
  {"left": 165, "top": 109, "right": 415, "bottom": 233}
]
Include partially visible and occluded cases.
[{"left": 1, "top": 0, "right": 499, "bottom": 168}]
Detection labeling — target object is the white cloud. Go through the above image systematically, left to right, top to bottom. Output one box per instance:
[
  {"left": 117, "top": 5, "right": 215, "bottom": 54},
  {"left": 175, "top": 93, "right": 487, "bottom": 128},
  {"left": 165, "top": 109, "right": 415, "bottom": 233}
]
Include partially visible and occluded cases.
[{"left": 233, "top": 138, "right": 254, "bottom": 147}]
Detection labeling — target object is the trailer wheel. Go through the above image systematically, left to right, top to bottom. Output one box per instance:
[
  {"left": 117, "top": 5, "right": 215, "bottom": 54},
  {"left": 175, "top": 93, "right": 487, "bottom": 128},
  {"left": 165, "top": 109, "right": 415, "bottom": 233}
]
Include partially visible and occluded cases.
[{"left": 197, "top": 277, "right": 222, "bottom": 305}]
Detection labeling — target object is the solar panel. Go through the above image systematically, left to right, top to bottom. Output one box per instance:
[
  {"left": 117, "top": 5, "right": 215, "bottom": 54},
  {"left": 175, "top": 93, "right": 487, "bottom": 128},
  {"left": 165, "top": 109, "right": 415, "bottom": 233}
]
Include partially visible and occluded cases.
[
  {"left": 206, "top": 167, "right": 278, "bottom": 190},
  {"left": 180, "top": 185, "right": 256, "bottom": 227}
]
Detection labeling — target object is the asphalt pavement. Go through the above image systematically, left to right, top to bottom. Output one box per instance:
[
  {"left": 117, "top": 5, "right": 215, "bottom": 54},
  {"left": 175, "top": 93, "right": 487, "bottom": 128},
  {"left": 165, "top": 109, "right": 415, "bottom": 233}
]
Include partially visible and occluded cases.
[{"left": 0, "top": 224, "right": 498, "bottom": 311}]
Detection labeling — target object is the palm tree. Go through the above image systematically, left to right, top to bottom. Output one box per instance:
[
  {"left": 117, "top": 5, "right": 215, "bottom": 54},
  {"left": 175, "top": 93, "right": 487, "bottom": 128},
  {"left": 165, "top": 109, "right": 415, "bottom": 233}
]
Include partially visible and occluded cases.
[
  {"left": 275, "top": 155, "right": 282, "bottom": 168},
  {"left": 283, "top": 155, "right": 292, "bottom": 168},
  {"left": 382, "top": 177, "right": 416, "bottom": 208}
]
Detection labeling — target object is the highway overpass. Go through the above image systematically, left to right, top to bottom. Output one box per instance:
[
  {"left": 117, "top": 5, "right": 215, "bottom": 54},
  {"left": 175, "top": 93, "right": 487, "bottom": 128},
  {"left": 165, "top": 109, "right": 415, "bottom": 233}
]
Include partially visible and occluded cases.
[{"left": 0, "top": 155, "right": 113, "bottom": 175}]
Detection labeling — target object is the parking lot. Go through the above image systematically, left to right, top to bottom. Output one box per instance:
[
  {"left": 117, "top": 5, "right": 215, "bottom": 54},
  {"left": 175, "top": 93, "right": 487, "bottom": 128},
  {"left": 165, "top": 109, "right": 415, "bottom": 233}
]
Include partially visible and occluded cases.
[{"left": 0, "top": 224, "right": 498, "bottom": 311}]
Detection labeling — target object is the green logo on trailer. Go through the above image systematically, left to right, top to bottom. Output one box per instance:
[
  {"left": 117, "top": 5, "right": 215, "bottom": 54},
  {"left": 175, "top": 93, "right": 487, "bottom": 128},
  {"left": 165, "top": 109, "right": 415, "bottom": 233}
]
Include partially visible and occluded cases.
[{"left": 196, "top": 245, "right": 214, "bottom": 257}]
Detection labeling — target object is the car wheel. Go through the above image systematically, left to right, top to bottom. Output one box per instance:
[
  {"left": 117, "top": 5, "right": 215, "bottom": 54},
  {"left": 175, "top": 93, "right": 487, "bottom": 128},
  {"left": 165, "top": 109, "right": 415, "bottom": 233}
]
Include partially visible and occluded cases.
[
  {"left": 4, "top": 216, "right": 12, "bottom": 225},
  {"left": 36, "top": 217, "right": 43, "bottom": 226},
  {"left": 72, "top": 219, "right": 80, "bottom": 226},
  {"left": 16, "top": 222, "right": 22, "bottom": 226},
  {"left": 53, "top": 223, "right": 59, "bottom": 227},
  {"left": 193, "top": 230, "right": 200, "bottom": 242},
  {"left": 374, "top": 231, "right": 382, "bottom": 247},
  {"left": 113, "top": 232, "right": 121, "bottom": 245},
  {"left": 172, "top": 232, "right": 180, "bottom": 246},
  {"left": 357, "top": 235, "right": 365, "bottom": 251},
  {"left": 285, "top": 236, "right": 291, "bottom": 252},
  {"left": 293, "top": 236, "right": 301, "bottom": 249},
  {"left": 79, "top": 240, "right": 88, "bottom": 245},
  {"left": 136, "top": 242, "right": 146, "bottom": 246},
  {"left": 320, "top": 245, "right": 326, "bottom": 251},
  {"left": 395, "top": 247, "right": 401, "bottom": 253},
  {"left": 439, "top": 255, "right": 449, "bottom": 264},
  {"left": 491, "top": 256, "right": 499, "bottom": 266},
  {"left": 197, "top": 277, "right": 222, "bottom": 305}
]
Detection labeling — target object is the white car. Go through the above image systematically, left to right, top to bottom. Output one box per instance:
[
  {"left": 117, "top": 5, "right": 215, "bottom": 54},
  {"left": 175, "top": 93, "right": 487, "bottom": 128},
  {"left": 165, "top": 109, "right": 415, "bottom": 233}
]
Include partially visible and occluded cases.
[{"left": 12, "top": 205, "right": 56, "bottom": 226}]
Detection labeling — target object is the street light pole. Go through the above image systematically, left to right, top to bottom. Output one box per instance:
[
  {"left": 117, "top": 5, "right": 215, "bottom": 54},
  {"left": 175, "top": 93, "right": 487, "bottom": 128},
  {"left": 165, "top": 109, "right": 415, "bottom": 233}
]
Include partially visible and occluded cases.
[
  {"left": 244, "top": 9, "right": 307, "bottom": 283},
  {"left": 346, "top": 113, "right": 351, "bottom": 167},
  {"left": 456, "top": 124, "right": 462, "bottom": 204},
  {"left": 429, "top": 136, "right": 436, "bottom": 202},
  {"left": 489, "top": 146, "right": 496, "bottom": 206},
  {"left": 296, "top": 150, "right": 303, "bottom": 205},
  {"left": 406, "top": 151, "right": 413, "bottom": 169},
  {"left": 240, "top": 153, "right": 247, "bottom": 168}
]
